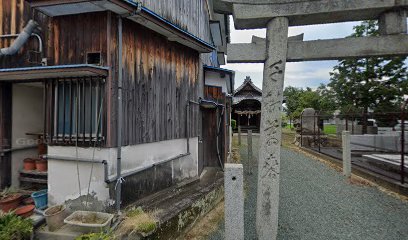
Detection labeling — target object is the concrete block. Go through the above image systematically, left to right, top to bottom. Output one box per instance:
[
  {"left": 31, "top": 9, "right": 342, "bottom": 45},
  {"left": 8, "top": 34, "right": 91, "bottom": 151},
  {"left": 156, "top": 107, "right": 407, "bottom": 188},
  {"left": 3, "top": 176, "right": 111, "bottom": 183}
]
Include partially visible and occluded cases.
[
  {"left": 231, "top": 0, "right": 408, "bottom": 28},
  {"left": 379, "top": 10, "right": 407, "bottom": 35},
  {"left": 228, "top": 35, "right": 408, "bottom": 63},
  {"left": 342, "top": 131, "right": 351, "bottom": 178},
  {"left": 225, "top": 164, "right": 244, "bottom": 240}
]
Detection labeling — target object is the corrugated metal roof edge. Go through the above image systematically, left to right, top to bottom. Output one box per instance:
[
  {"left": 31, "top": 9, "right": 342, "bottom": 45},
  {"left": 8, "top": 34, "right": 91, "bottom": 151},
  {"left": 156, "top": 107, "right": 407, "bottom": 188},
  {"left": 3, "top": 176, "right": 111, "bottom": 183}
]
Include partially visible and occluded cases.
[
  {"left": 122, "top": 0, "right": 216, "bottom": 51},
  {"left": 0, "top": 64, "right": 110, "bottom": 72}
]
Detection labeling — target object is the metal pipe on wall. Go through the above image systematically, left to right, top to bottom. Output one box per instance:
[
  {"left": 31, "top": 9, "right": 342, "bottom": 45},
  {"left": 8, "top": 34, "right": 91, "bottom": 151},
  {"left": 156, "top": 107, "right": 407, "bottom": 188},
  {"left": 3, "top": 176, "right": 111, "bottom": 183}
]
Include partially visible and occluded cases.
[
  {"left": 116, "top": 16, "right": 123, "bottom": 214},
  {"left": 187, "top": 100, "right": 201, "bottom": 154},
  {"left": 43, "top": 155, "right": 110, "bottom": 183}
]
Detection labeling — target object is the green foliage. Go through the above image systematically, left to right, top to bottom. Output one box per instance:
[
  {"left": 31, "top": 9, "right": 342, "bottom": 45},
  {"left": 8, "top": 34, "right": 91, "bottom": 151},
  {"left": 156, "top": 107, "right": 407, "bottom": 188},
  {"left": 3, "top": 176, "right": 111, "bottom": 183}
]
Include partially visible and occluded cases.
[
  {"left": 329, "top": 20, "right": 407, "bottom": 115},
  {"left": 283, "top": 85, "right": 337, "bottom": 120},
  {"left": 281, "top": 113, "right": 288, "bottom": 127},
  {"left": 231, "top": 119, "right": 237, "bottom": 130},
  {"left": 323, "top": 125, "right": 337, "bottom": 135},
  {"left": 0, "top": 188, "right": 19, "bottom": 200},
  {"left": 118, "top": 207, "right": 157, "bottom": 235},
  {"left": 126, "top": 207, "right": 144, "bottom": 218},
  {"left": 0, "top": 212, "right": 33, "bottom": 240},
  {"left": 137, "top": 222, "right": 156, "bottom": 233},
  {"left": 75, "top": 232, "right": 113, "bottom": 240}
]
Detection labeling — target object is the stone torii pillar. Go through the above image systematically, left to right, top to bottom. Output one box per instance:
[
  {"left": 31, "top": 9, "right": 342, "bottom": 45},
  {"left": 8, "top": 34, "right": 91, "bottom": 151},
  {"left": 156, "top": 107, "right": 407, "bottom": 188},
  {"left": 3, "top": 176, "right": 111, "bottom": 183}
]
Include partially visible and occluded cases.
[{"left": 256, "top": 17, "right": 289, "bottom": 240}]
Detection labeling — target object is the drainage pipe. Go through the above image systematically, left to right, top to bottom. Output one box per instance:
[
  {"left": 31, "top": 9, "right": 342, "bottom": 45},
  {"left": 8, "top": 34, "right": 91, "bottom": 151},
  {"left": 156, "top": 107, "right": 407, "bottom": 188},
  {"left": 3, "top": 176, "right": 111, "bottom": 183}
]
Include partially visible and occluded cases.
[
  {"left": 116, "top": 16, "right": 123, "bottom": 214},
  {"left": 0, "top": 20, "right": 40, "bottom": 56},
  {"left": 187, "top": 100, "right": 201, "bottom": 154},
  {"left": 216, "top": 105, "right": 225, "bottom": 171},
  {"left": 0, "top": 145, "right": 38, "bottom": 156},
  {"left": 106, "top": 153, "right": 190, "bottom": 184},
  {"left": 42, "top": 155, "right": 109, "bottom": 184}
]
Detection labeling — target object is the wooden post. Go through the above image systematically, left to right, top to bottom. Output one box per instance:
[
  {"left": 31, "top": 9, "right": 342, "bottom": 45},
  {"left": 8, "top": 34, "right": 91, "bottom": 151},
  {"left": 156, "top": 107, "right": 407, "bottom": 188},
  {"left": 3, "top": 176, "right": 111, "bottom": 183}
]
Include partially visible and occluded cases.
[
  {"left": 256, "top": 17, "right": 289, "bottom": 240},
  {"left": 248, "top": 130, "right": 253, "bottom": 174},
  {"left": 342, "top": 131, "right": 351, "bottom": 178}
]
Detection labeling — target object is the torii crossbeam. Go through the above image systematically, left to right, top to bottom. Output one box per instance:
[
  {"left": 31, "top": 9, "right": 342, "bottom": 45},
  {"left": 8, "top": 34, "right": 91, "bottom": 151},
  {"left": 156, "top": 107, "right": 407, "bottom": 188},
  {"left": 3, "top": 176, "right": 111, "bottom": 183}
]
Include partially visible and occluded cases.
[{"left": 214, "top": 0, "right": 408, "bottom": 239}]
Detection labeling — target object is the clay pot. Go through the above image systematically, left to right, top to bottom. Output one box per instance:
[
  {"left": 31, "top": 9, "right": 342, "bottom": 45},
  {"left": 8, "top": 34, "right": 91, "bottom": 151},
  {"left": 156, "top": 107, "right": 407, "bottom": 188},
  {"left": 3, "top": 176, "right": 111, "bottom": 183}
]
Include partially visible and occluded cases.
[
  {"left": 23, "top": 158, "right": 36, "bottom": 171},
  {"left": 35, "top": 159, "right": 48, "bottom": 172},
  {"left": 0, "top": 194, "right": 22, "bottom": 212},
  {"left": 22, "top": 197, "right": 34, "bottom": 205},
  {"left": 14, "top": 205, "right": 35, "bottom": 218}
]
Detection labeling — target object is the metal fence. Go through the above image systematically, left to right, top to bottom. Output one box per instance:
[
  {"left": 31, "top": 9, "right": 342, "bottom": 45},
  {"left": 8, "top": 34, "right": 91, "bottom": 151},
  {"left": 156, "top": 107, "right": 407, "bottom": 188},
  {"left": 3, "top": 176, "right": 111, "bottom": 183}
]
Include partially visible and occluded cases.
[{"left": 299, "top": 111, "right": 408, "bottom": 185}]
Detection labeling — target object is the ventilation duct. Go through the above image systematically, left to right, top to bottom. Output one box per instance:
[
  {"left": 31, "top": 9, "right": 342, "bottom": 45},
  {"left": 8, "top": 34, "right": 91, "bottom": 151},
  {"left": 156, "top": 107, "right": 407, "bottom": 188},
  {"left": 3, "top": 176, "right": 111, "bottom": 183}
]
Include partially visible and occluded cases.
[{"left": 0, "top": 20, "right": 40, "bottom": 56}]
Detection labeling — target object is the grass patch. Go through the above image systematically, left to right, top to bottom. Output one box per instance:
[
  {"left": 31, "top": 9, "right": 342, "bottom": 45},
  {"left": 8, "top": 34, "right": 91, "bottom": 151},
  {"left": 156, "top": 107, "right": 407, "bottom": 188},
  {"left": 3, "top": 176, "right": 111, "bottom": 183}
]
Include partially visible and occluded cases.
[
  {"left": 323, "top": 125, "right": 337, "bottom": 135},
  {"left": 182, "top": 200, "right": 224, "bottom": 240},
  {"left": 115, "top": 207, "right": 158, "bottom": 238},
  {"left": 76, "top": 232, "right": 113, "bottom": 240}
]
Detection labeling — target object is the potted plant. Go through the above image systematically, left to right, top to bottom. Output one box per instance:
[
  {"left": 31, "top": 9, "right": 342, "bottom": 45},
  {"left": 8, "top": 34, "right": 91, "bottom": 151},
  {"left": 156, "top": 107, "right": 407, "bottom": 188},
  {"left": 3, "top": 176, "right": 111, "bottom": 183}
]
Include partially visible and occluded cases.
[
  {"left": 0, "top": 188, "right": 22, "bottom": 213},
  {"left": 44, "top": 205, "right": 67, "bottom": 232},
  {"left": 0, "top": 212, "right": 33, "bottom": 240}
]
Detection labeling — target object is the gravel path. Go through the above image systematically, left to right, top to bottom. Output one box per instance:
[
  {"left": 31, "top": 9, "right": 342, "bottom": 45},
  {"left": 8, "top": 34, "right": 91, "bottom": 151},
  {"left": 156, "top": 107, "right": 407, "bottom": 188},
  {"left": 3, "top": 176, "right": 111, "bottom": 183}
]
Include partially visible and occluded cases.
[{"left": 209, "top": 135, "right": 408, "bottom": 240}]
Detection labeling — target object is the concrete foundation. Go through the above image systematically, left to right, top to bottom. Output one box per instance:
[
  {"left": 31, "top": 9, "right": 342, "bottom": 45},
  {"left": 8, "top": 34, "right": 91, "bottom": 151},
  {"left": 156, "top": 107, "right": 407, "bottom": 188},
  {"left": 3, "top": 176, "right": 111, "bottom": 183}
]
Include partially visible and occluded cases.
[
  {"left": 350, "top": 134, "right": 408, "bottom": 153},
  {"left": 47, "top": 137, "right": 199, "bottom": 210}
]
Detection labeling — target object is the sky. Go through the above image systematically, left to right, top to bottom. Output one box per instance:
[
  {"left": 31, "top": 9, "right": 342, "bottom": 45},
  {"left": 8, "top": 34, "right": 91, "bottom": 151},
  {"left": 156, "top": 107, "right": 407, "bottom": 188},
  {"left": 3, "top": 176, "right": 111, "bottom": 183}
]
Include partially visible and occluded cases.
[{"left": 223, "top": 19, "right": 360, "bottom": 90}]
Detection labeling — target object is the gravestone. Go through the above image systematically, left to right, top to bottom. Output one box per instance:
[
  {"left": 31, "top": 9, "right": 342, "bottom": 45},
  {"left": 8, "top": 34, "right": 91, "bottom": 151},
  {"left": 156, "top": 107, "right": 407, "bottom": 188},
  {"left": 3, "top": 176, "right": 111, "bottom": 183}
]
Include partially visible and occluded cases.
[{"left": 301, "top": 108, "right": 320, "bottom": 134}]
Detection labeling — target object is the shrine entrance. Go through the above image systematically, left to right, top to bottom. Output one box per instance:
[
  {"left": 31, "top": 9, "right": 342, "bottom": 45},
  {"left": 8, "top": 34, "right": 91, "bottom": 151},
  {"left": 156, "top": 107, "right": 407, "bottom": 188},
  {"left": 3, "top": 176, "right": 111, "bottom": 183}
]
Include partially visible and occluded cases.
[{"left": 215, "top": 0, "right": 408, "bottom": 239}]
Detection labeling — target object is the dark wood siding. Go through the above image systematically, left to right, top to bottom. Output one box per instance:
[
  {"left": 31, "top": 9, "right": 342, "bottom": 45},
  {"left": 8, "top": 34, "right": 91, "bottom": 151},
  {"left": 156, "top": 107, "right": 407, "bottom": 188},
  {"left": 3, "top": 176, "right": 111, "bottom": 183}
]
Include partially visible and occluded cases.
[
  {"left": 0, "top": 0, "right": 50, "bottom": 69},
  {"left": 140, "top": 0, "right": 211, "bottom": 43},
  {"left": 0, "top": 1, "right": 108, "bottom": 68},
  {"left": 51, "top": 12, "right": 108, "bottom": 66},
  {"left": 113, "top": 18, "right": 201, "bottom": 146},
  {"left": 0, "top": 83, "right": 12, "bottom": 189},
  {"left": 202, "top": 85, "right": 226, "bottom": 168}
]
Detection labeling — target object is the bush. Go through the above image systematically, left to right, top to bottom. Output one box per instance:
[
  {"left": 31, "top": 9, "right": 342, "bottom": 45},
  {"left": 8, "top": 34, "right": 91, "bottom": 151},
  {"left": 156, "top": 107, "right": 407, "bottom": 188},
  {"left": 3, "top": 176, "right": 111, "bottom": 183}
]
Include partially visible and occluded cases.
[
  {"left": 231, "top": 119, "right": 237, "bottom": 130},
  {"left": 0, "top": 212, "right": 33, "bottom": 240},
  {"left": 76, "top": 232, "right": 113, "bottom": 240}
]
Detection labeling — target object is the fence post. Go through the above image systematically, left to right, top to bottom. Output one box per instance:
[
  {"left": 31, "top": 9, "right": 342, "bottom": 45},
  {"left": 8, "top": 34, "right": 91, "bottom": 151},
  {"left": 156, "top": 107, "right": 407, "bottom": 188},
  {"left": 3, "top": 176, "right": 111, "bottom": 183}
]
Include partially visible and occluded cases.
[
  {"left": 401, "top": 102, "right": 407, "bottom": 184},
  {"left": 317, "top": 114, "right": 321, "bottom": 153},
  {"left": 300, "top": 115, "right": 303, "bottom": 147},
  {"left": 238, "top": 125, "right": 241, "bottom": 146},
  {"left": 248, "top": 130, "right": 253, "bottom": 174},
  {"left": 342, "top": 131, "right": 351, "bottom": 178},
  {"left": 225, "top": 164, "right": 244, "bottom": 240}
]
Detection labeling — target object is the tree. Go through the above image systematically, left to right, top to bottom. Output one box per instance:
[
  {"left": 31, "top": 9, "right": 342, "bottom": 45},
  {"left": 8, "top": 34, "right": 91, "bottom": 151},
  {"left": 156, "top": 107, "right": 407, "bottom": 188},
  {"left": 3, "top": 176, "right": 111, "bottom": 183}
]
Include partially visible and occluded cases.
[
  {"left": 329, "top": 20, "right": 408, "bottom": 133},
  {"left": 283, "top": 85, "right": 338, "bottom": 122},
  {"left": 283, "top": 86, "right": 303, "bottom": 120}
]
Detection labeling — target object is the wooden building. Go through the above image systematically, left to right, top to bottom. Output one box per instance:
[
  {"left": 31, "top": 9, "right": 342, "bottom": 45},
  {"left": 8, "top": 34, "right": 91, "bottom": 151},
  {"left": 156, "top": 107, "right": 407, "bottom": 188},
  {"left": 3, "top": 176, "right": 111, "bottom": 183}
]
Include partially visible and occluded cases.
[
  {"left": 0, "top": 0, "right": 234, "bottom": 210},
  {"left": 232, "top": 76, "right": 262, "bottom": 133}
]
